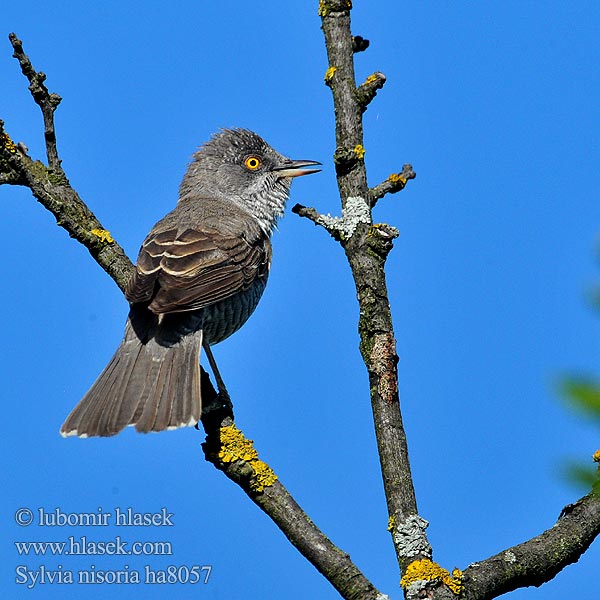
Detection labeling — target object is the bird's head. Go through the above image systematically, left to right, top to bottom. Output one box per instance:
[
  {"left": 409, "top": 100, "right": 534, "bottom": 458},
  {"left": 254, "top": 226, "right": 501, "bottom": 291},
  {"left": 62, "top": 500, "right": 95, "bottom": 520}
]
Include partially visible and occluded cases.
[{"left": 179, "top": 128, "right": 320, "bottom": 231}]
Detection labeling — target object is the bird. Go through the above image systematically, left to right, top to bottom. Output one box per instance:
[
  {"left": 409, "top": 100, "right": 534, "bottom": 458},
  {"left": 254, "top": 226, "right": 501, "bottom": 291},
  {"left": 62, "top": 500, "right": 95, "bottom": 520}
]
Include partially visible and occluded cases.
[{"left": 60, "top": 128, "right": 320, "bottom": 438}]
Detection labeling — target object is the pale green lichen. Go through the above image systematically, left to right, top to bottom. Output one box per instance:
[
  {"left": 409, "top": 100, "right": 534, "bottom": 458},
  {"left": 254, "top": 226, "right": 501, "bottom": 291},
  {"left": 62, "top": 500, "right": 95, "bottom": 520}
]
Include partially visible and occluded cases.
[
  {"left": 308, "top": 196, "right": 371, "bottom": 240},
  {"left": 392, "top": 514, "right": 432, "bottom": 558}
]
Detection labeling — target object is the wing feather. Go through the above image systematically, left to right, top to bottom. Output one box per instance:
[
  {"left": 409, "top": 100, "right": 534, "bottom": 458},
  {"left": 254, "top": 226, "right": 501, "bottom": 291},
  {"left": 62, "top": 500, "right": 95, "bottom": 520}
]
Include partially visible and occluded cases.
[{"left": 125, "top": 214, "right": 270, "bottom": 314}]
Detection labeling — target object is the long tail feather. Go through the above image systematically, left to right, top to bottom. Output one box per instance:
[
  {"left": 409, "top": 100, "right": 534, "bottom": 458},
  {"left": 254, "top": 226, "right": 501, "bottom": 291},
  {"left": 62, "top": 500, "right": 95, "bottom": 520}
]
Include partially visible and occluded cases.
[{"left": 60, "top": 307, "right": 203, "bottom": 438}]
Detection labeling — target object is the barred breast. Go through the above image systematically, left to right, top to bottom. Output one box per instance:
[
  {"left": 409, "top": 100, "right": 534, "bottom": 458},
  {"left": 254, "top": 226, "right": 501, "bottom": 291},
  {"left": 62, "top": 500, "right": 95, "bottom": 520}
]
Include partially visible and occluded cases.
[{"left": 199, "top": 276, "right": 268, "bottom": 345}]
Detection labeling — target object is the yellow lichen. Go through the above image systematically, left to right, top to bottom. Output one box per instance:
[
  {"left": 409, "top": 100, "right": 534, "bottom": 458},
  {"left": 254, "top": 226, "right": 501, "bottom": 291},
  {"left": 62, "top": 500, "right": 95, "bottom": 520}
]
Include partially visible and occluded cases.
[
  {"left": 319, "top": 0, "right": 352, "bottom": 17},
  {"left": 324, "top": 66, "right": 337, "bottom": 83},
  {"left": 365, "top": 73, "right": 379, "bottom": 85},
  {"left": 1, "top": 132, "right": 17, "bottom": 153},
  {"left": 353, "top": 144, "right": 365, "bottom": 159},
  {"left": 388, "top": 173, "right": 407, "bottom": 186},
  {"left": 367, "top": 224, "right": 384, "bottom": 238},
  {"left": 91, "top": 228, "right": 114, "bottom": 243},
  {"left": 218, "top": 424, "right": 278, "bottom": 492},
  {"left": 219, "top": 424, "right": 258, "bottom": 462},
  {"left": 593, "top": 449, "right": 600, "bottom": 463},
  {"left": 250, "top": 460, "right": 278, "bottom": 492},
  {"left": 387, "top": 515, "right": 396, "bottom": 532},
  {"left": 400, "top": 559, "right": 463, "bottom": 596},
  {"left": 448, "top": 568, "right": 463, "bottom": 594}
]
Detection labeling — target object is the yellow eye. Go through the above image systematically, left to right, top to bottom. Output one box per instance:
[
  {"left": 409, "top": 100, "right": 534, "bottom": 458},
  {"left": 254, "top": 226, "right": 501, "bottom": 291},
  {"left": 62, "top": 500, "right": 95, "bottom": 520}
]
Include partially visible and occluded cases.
[{"left": 244, "top": 156, "right": 261, "bottom": 170}]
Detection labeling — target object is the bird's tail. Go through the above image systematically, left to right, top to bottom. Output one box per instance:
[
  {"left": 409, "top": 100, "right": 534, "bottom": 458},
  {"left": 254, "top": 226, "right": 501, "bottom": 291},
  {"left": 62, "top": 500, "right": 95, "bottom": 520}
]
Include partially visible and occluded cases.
[{"left": 60, "top": 306, "right": 203, "bottom": 438}]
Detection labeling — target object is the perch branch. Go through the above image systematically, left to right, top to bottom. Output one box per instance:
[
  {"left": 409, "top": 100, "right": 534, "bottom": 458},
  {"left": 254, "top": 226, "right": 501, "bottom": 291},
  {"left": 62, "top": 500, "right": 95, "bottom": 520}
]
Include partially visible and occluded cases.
[{"left": 200, "top": 373, "right": 388, "bottom": 600}]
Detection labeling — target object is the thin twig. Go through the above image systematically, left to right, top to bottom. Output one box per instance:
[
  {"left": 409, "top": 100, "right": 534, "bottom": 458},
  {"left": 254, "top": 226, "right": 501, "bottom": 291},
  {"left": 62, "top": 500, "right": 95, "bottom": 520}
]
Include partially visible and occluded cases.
[
  {"left": 9, "top": 32, "right": 64, "bottom": 176},
  {"left": 356, "top": 72, "right": 386, "bottom": 111},
  {"left": 369, "top": 164, "right": 417, "bottom": 206}
]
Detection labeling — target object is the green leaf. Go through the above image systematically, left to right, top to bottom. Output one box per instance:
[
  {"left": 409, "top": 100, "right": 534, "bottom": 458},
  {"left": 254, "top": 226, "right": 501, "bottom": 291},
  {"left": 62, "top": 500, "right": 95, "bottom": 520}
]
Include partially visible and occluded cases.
[
  {"left": 560, "top": 378, "right": 600, "bottom": 421},
  {"left": 563, "top": 462, "right": 600, "bottom": 490}
]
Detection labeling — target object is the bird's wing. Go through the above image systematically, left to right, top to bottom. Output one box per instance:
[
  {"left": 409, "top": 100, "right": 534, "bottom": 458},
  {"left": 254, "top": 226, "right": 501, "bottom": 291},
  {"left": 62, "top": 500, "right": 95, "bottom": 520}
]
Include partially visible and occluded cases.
[{"left": 125, "top": 219, "right": 271, "bottom": 314}]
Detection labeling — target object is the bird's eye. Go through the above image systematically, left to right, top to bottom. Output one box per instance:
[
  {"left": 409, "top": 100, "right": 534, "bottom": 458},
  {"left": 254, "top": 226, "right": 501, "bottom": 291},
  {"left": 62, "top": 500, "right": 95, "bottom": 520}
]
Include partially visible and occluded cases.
[{"left": 244, "top": 156, "right": 261, "bottom": 171}]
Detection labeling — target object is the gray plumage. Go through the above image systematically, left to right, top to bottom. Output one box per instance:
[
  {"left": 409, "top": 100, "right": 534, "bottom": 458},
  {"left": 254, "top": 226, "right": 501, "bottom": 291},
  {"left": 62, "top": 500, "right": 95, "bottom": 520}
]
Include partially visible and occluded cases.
[{"left": 61, "top": 129, "right": 319, "bottom": 437}]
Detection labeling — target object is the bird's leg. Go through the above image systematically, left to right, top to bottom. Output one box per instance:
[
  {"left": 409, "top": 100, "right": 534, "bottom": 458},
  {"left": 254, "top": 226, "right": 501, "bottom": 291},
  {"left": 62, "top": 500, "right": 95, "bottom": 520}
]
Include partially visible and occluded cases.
[{"left": 202, "top": 341, "right": 233, "bottom": 412}]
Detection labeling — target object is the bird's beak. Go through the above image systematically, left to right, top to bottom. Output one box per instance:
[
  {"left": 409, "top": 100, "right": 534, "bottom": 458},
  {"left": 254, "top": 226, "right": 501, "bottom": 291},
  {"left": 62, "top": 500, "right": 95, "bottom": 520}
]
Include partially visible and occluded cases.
[{"left": 272, "top": 159, "right": 321, "bottom": 178}]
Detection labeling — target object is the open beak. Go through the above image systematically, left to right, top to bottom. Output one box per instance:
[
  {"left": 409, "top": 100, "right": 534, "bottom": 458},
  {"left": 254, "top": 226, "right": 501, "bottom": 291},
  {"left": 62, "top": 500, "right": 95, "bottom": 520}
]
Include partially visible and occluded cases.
[{"left": 272, "top": 159, "right": 321, "bottom": 178}]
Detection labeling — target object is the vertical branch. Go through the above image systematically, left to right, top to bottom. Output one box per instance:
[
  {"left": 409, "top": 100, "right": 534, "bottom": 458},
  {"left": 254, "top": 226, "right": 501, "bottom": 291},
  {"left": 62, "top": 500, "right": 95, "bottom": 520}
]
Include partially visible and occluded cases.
[
  {"left": 317, "top": 0, "right": 425, "bottom": 573},
  {"left": 320, "top": 3, "right": 368, "bottom": 204}
]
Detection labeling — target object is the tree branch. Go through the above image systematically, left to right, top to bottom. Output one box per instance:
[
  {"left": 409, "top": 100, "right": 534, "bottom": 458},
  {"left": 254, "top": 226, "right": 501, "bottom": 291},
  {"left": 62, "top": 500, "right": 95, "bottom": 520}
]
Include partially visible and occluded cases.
[
  {"left": 317, "top": 0, "right": 424, "bottom": 574},
  {"left": 315, "top": 4, "right": 600, "bottom": 599},
  {"left": 9, "top": 32, "right": 64, "bottom": 176},
  {"left": 356, "top": 71, "right": 386, "bottom": 111},
  {"left": 0, "top": 119, "right": 133, "bottom": 291},
  {"left": 369, "top": 164, "right": 416, "bottom": 207},
  {"left": 199, "top": 374, "right": 387, "bottom": 600},
  {"left": 463, "top": 492, "right": 600, "bottom": 599}
]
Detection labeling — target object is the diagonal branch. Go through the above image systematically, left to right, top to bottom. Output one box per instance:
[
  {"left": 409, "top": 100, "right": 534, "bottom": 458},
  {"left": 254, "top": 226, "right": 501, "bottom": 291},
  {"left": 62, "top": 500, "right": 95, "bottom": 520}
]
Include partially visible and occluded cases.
[
  {"left": 356, "top": 71, "right": 386, "bottom": 111},
  {"left": 0, "top": 119, "right": 133, "bottom": 291},
  {"left": 369, "top": 164, "right": 417, "bottom": 207},
  {"left": 200, "top": 374, "right": 387, "bottom": 600},
  {"left": 462, "top": 492, "right": 600, "bottom": 600}
]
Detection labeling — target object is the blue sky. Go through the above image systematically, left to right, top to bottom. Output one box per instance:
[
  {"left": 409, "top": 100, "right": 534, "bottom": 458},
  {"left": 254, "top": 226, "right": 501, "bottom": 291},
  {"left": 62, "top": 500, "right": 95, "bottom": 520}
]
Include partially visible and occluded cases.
[{"left": 1, "top": 2, "right": 599, "bottom": 599}]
